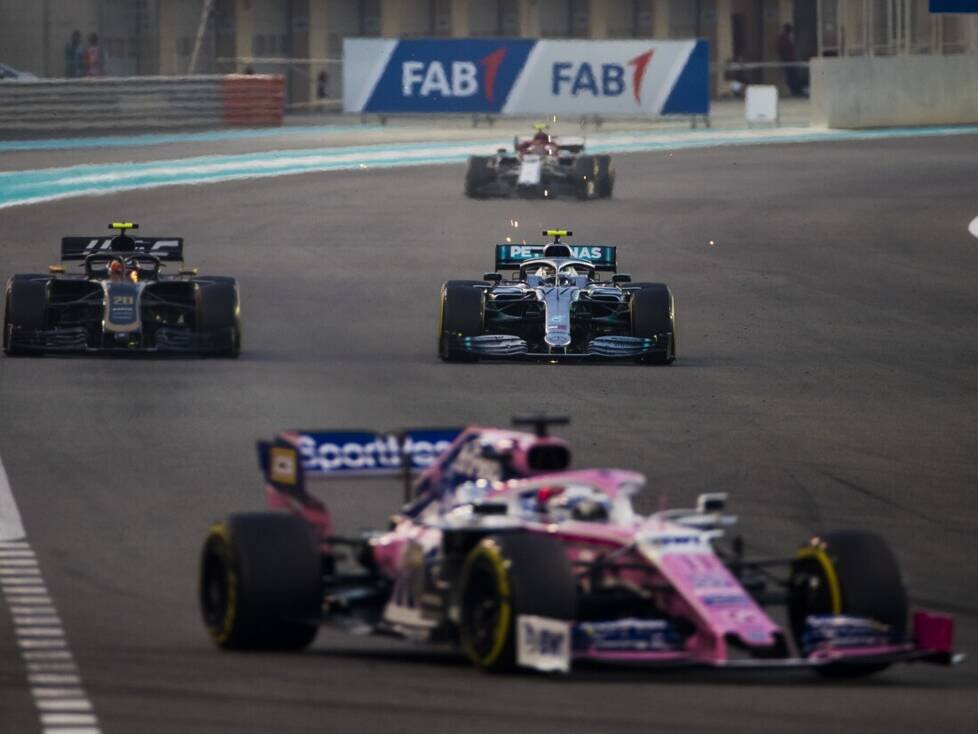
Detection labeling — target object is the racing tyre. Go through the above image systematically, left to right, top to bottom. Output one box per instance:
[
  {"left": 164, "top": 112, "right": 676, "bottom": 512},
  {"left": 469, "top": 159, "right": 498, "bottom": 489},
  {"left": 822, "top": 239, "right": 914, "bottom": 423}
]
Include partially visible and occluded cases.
[
  {"left": 573, "top": 155, "right": 598, "bottom": 200},
  {"left": 595, "top": 155, "right": 614, "bottom": 198},
  {"left": 465, "top": 156, "right": 494, "bottom": 198},
  {"left": 3, "top": 275, "right": 48, "bottom": 356},
  {"left": 195, "top": 277, "right": 240, "bottom": 357},
  {"left": 438, "top": 280, "right": 485, "bottom": 362},
  {"left": 629, "top": 283, "right": 676, "bottom": 365},
  {"left": 199, "top": 512, "right": 322, "bottom": 651},
  {"left": 788, "top": 529, "right": 908, "bottom": 678},
  {"left": 459, "top": 533, "right": 576, "bottom": 673}
]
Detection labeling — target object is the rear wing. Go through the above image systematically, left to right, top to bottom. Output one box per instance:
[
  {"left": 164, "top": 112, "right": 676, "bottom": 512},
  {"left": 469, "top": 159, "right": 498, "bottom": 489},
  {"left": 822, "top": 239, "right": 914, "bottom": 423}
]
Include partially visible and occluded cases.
[
  {"left": 514, "top": 135, "right": 586, "bottom": 153},
  {"left": 60, "top": 237, "right": 185, "bottom": 262},
  {"left": 494, "top": 244, "right": 617, "bottom": 272},
  {"left": 258, "top": 427, "right": 462, "bottom": 501}
]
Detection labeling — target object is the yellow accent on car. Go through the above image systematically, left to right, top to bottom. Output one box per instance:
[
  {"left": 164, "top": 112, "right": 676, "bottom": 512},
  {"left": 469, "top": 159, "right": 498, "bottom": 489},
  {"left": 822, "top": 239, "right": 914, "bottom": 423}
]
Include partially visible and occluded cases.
[
  {"left": 532, "top": 122, "right": 548, "bottom": 131},
  {"left": 111, "top": 222, "right": 135, "bottom": 230},
  {"left": 544, "top": 229, "right": 569, "bottom": 237},
  {"left": 48, "top": 265, "right": 65, "bottom": 274},
  {"left": 270, "top": 446, "right": 298, "bottom": 485},
  {"left": 206, "top": 523, "right": 238, "bottom": 645},
  {"left": 463, "top": 539, "right": 512, "bottom": 668},
  {"left": 797, "top": 543, "right": 842, "bottom": 614}
]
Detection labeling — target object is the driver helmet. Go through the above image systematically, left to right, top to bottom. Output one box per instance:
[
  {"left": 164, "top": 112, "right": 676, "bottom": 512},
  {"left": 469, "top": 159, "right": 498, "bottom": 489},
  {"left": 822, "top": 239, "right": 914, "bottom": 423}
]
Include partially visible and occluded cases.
[
  {"left": 533, "top": 130, "right": 550, "bottom": 144},
  {"left": 108, "top": 260, "right": 125, "bottom": 281},
  {"left": 541, "top": 486, "right": 611, "bottom": 522}
]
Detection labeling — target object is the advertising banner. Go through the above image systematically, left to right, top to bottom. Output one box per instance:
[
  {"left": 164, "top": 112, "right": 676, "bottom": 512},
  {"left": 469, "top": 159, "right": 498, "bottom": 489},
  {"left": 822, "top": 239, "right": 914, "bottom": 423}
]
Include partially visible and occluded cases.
[{"left": 344, "top": 38, "right": 708, "bottom": 117}]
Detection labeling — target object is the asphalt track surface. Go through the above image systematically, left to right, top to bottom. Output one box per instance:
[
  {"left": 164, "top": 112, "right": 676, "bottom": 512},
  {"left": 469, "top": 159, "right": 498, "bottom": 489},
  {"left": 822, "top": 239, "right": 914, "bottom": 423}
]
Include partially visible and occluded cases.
[{"left": 1, "top": 134, "right": 977, "bottom": 733}]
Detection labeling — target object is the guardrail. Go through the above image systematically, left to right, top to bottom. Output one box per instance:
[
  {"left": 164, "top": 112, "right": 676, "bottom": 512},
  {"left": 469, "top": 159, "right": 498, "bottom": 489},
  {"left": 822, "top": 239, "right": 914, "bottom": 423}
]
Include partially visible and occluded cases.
[{"left": 0, "top": 75, "right": 284, "bottom": 136}]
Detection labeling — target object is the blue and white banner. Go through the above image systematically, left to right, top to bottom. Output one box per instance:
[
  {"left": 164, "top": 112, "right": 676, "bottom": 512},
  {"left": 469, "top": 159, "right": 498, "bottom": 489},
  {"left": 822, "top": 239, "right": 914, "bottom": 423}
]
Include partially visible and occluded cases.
[
  {"left": 344, "top": 39, "right": 708, "bottom": 117},
  {"left": 287, "top": 429, "right": 461, "bottom": 477}
]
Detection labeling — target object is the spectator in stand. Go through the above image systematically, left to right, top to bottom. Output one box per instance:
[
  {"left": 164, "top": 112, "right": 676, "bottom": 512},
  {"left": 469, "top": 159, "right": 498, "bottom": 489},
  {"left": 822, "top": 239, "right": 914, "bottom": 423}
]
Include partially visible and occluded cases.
[
  {"left": 777, "top": 23, "right": 805, "bottom": 97},
  {"left": 64, "top": 30, "right": 82, "bottom": 78},
  {"left": 82, "top": 33, "right": 103, "bottom": 77},
  {"left": 316, "top": 70, "right": 329, "bottom": 100}
]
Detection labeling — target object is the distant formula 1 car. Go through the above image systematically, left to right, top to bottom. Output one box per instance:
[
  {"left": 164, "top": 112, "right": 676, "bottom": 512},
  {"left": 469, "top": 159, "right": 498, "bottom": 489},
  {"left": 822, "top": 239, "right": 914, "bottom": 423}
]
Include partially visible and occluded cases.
[
  {"left": 465, "top": 124, "right": 613, "bottom": 200},
  {"left": 3, "top": 222, "right": 240, "bottom": 356},
  {"left": 438, "top": 230, "right": 675, "bottom": 363},
  {"left": 198, "top": 416, "right": 961, "bottom": 676}
]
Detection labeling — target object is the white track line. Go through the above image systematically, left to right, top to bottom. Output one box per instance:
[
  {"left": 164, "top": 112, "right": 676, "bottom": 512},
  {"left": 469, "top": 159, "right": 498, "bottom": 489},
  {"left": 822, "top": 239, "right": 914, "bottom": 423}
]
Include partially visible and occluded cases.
[{"left": 0, "top": 457, "right": 101, "bottom": 733}]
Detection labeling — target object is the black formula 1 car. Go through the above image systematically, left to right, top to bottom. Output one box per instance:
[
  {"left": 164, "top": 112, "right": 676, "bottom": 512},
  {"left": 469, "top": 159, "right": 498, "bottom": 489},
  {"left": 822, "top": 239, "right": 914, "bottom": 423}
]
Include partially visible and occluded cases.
[
  {"left": 465, "top": 125, "right": 613, "bottom": 200},
  {"left": 3, "top": 222, "right": 240, "bottom": 356},
  {"left": 438, "top": 230, "right": 676, "bottom": 363}
]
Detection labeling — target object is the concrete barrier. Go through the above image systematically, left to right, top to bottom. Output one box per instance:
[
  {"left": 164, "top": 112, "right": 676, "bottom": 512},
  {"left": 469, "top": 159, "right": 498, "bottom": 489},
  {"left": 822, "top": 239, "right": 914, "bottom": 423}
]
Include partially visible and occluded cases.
[
  {"left": 811, "top": 54, "right": 978, "bottom": 129},
  {"left": 0, "top": 75, "right": 284, "bottom": 136}
]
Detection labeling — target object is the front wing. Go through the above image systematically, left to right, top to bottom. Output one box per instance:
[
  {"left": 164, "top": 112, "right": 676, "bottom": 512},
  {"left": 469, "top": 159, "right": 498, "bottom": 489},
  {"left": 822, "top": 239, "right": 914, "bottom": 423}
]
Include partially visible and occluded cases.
[{"left": 446, "top": 333, "right": 670, "bottom": 362}]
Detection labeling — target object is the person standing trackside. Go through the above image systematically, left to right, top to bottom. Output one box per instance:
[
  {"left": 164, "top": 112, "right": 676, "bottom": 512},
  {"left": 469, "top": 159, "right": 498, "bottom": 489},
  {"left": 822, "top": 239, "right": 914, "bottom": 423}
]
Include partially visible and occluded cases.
[
  {"left": 777, "top": 23, "right": 805, "bottom": 97},
  {"left": 64, "top": 30, "right": 82, "bottom": 78},
  {"left": 82, "top": 33, "right": 103, "bottom": 77}
]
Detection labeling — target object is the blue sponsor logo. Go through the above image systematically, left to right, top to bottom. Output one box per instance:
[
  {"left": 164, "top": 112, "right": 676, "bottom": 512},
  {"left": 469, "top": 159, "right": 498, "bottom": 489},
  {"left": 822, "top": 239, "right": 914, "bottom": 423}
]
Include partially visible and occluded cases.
[
  {"left": 365, "top": 39, "right": 535, "bottom": 113},
  {"left": 551, "top": 50, "right": 653, "bottom": 102},
  {"left": 295, "top": 429, "right": 460, "bottom": 475},
  {"left": 801, "top": 615, "right": 892, "bottom": 654},
  {"left": 575, "top": 618, "right": 681, "bottom": 652},
  {"left": 522, "top": 621, "right": 567, "bottom": 656}
]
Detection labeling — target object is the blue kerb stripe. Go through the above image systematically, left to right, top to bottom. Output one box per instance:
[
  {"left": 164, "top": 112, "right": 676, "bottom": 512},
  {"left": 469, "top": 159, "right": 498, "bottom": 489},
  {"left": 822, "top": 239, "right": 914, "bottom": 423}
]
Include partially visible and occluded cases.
[
  {"left": 0, "top": 124, "right": 385, "bottom": 153},
  {"left": 1, "top": 124, "right": 976, "bottom": 209}
]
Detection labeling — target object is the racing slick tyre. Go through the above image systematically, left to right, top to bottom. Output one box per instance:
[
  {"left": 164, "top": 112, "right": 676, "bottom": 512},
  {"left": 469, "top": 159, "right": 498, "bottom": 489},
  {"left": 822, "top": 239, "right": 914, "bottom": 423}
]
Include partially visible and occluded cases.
[
  {"left": 573, "top": 155, "right": 598, "bottom": 200},
  {"left": 595, "top": 155, "right": 615, "bottom": 198},
  {"left": 465, "top": 156, "right": 494, "bottom": 198},
  {"left": 3, "top": 275, "right": 48, "bottom": 356},
  {"left": 195, "top": 277, "right": 240, "bottom": 357},
  {"left": 438, "top": 280, "right": 485, "bottom": 362},
  {"left": 629, "top": 283, "right": 676, "bottom": 365},
  {"left": 199, "top": 512, "right": 322, "bottom": 651},
  {"left": 788, "top": 530, "right": 909, "bottom": 678},
  {"left": 458, "top": 533, "right": 577, "bottom": 673}
]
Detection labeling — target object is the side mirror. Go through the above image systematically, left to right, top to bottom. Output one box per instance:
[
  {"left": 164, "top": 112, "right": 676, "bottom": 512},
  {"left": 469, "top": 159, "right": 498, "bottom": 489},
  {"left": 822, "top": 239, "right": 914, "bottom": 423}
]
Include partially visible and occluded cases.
[
  {"left": 483, "top": 272, "right": 502, "bottom": 283},
  {"left": 611, "top": 273, "right": 631, "bottom": 284},
  {"left": 696, "top": 493, "right": 728, "bottom": 514}
]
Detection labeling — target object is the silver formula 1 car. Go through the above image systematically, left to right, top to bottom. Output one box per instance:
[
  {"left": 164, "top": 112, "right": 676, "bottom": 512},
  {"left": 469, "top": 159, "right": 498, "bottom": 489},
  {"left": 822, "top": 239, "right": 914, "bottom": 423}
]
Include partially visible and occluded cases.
[
  {"left": 465, "top": 126, "right": 613, "bottom": 200},
  {"left": 3, "top": 222, "right": 240, "bottom": 356},
  {"left": 438, "top": 230, "right": 676, "bottom": 363}
]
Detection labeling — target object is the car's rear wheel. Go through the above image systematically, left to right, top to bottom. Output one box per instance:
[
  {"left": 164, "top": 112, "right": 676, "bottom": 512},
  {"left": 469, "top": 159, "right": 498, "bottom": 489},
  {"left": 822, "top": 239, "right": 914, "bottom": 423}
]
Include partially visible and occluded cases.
[
  {"left": 573, "top": 155, "right": 597, "bottom": 200},
  {"left": 595, "top": 155, "right": 614, "bottom": 198},
  {"left": 465, "top": 156, "right": 494, "bottom": 198},
  {"left": 3, "top": 276, "right": 48, "bottom": 356},
  {"left": 195, "top": 277, "right": 240, "bottom": 357},
  {"left": 438, "top": 281, "right": 485, "bottom": 362},
  {"left": 629, "top": 283, "right": 676, "bottom": 364},
  {"left": 199, "top": 512, "right": 322, "bottom": 651},
  {"left": 788, "top": 529, "right": 908, "bottom": 677},
  {"left": 458, "top": 533, "right": 576, "bottom": 672}
]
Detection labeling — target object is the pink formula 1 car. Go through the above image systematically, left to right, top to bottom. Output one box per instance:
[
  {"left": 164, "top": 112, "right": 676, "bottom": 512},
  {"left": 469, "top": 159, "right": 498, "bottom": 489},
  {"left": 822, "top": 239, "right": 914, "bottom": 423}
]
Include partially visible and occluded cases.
[{"left": 199, "top": 417, "right": 961, "bottom": 676}]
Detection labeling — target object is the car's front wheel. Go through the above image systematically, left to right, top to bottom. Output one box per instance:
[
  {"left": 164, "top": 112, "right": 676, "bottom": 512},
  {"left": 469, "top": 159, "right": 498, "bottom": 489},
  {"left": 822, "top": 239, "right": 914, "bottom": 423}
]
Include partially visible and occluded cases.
[
  {"left": 438, "top": 281, "right": 486, "bottom": 362},
  {"left": 199, "top": 513, "right": 322, "bottom": 651},
  {"left": 788, "top": 529, "right": 908, "bottom": 677},
  {"left": 458, "top": 533, "right": 576, "bottom": 672}
]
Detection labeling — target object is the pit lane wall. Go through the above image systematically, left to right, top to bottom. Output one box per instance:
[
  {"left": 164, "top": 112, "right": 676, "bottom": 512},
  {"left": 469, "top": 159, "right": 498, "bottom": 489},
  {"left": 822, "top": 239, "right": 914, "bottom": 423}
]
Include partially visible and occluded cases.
[
  {"left": 343, "top": 39, "right": 709, "bottom": 117},
  {"left": 810, "top": 54, "right": 978, "bottom": 128},
  {"left": 0, "top": 75, "right": 284, "bottom": 135}
]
